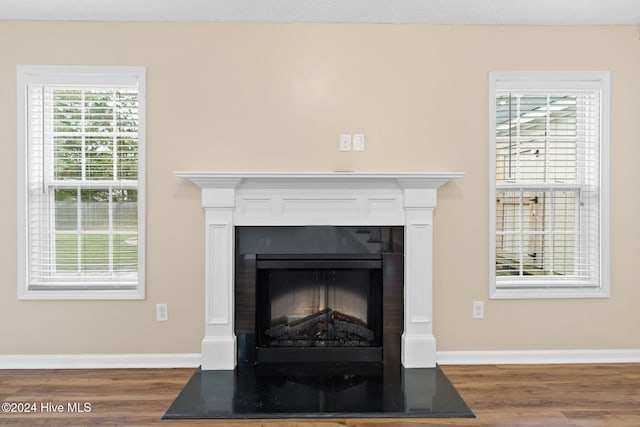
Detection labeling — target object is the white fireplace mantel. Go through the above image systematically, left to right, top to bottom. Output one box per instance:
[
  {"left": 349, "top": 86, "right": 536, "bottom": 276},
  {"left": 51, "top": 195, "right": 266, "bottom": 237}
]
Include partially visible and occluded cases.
[{"left": 175, "top": 171, "right": 463, "bottom": 370}]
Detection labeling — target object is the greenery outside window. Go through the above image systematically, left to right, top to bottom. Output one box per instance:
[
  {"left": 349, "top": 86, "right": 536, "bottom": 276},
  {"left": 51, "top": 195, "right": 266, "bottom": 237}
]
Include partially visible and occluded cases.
[
  {"left": 17, "top": 65, "right": 145, "bottom": 299},
  {"left": 489, "top": 72, "right": 609, "bottom": 299}
]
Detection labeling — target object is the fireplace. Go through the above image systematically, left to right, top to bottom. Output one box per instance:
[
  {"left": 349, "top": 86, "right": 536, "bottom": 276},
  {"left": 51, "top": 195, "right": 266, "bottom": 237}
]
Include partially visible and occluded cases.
[
  {"left": 175, "top": 171, "right": 463, "bottom": 370},
  {"left": 235, "top": 226, "right": 404, "bottom": 365},
  {"left": 255, "top": 254, "right": 383, "bottom": 362}
]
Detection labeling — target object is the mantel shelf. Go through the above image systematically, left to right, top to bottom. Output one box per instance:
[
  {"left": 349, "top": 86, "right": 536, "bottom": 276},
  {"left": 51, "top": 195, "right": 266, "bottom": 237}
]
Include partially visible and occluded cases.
[{"left": 174, "top": 171, "right": 464, "bottom": 190}]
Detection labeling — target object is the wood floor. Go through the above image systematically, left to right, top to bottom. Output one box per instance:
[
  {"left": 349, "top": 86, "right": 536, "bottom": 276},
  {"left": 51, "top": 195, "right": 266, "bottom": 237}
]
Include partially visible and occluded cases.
[{"left": 1, "top": 364, "right": 639, "bottom": 426}]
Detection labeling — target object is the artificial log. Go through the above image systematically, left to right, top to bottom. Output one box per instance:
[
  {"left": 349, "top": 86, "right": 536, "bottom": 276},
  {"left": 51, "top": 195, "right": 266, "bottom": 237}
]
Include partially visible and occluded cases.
[{"left": 264, "top": 308, "right": 374, "bottom": 344}]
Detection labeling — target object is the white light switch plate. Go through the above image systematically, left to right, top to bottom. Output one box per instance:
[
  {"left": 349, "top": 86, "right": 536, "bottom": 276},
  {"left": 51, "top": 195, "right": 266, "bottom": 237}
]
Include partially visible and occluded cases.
[{"left": 339, "top": 134, "right": 351, "bottom": 151}]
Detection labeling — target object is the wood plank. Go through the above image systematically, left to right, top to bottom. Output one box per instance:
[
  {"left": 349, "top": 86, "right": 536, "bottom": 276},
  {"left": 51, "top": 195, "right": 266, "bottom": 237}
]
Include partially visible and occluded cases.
[{"left": 0, "top": 364, "right": 639, "bottom": 426}]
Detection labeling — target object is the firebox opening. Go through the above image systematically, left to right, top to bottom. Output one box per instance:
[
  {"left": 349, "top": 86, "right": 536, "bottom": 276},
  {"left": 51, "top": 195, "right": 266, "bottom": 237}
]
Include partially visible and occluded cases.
[
  {"left": 234, "top": 226, "right": 404, "bottom": 367},
  {"left": 255, "top": 254, "right": 383, "bottom": 363}
]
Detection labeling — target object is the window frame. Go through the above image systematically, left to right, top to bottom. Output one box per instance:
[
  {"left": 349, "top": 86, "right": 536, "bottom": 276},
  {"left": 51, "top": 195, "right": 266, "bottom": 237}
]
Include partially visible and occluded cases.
[
  {"left": 17, "top": 65, "right": 146, "bottom": 300},
  {"left": 488, "top": 71, "right": 610, "bottom": 299}
]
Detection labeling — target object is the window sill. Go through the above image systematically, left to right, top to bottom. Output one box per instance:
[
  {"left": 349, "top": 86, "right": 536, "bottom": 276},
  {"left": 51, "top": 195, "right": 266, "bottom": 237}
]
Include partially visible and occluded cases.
[
  {"left": 490, "top": 286, "right": 609, "bottom": 300},
  {"left": 17, "top": 287, "right": 145, "bottom": 300}
]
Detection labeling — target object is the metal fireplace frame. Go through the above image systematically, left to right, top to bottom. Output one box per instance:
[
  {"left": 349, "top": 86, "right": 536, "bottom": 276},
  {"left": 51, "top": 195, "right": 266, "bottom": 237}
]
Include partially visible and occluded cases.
[{"left": 254, "top": 253, "right": 384, "bottom": 364}]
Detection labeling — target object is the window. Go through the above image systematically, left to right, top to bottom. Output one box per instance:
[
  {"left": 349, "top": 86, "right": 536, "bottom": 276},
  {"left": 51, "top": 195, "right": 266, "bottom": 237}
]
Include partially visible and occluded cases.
[
  {"left": 17, "top": 65, "right": 145, "bottom": 299},
  {"left": 489, "top": 72, "right": 609, "bottom": 299}
]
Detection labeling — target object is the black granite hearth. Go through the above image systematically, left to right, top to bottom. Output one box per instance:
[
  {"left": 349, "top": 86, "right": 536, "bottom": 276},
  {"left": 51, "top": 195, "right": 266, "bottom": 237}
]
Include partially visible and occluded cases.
[
  {"left": 165, "top": 226, "right": 472, "bottom": 419},
  {"left": 163, "top": 363, "right": 474, "bottom": 419}
]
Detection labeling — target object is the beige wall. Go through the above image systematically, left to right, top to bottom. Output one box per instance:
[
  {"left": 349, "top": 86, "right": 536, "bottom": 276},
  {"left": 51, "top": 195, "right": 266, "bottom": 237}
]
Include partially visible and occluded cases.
[{"left": 1, "top": 21, "right": 639, "bottom": 355}]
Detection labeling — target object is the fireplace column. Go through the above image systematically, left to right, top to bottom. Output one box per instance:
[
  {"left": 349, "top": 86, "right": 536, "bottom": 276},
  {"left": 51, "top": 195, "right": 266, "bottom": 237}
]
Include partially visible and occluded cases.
[
  {"left": 200, "top": 179, "right": 240, "bottom": 370},
  {"left": 401, "top": 185, "right": 437, "bottom": 368}
]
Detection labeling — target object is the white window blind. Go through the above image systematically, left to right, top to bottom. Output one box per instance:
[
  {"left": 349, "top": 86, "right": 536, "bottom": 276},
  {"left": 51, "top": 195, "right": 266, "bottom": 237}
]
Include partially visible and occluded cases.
[
  {"left": 17, "top": 66, "right": 145, "bottom": 299},
  {"left": 489, "top": 72, "right": 609, "bottom": 299}
]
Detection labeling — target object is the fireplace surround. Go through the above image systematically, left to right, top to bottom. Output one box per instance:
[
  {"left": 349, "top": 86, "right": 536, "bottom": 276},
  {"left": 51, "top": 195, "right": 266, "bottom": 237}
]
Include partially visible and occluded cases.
[
  {"left": 175, "top": 171, "right": 463, "bottom": 370},
  {"left": 236, "top": 226, "right": 404, "bottom": 365}
]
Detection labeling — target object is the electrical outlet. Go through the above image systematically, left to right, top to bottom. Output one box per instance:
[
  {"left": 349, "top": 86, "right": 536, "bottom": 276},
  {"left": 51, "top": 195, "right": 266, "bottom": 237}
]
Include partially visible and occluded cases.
[
  {"left": 339, "top": 134, "right": 352, "bottom": 151},
  {"left": 352, "top": 134, "right": 365, "bottom": 151},
  {"left": 472, "top": 301, "right": 484, "bottom": 319},
  {"left": 156, "top": 303, "right": 169, "bottom": 321}
]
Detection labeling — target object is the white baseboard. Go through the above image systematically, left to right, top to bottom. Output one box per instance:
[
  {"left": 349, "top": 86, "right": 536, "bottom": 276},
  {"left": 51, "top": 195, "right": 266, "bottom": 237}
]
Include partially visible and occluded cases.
[
  {"left": 437, "top": 349, "right": 640, "bottom": 365},
  {"left": 3, "top": 350, "right": 640, "bottom": 369},
  {"left": 0, "top": 353, "right": 201, "bottom": 369}
]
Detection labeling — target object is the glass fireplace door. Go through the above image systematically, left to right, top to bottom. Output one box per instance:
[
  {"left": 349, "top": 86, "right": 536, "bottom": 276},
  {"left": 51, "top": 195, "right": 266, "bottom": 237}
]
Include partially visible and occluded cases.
[{"left": 255, "top": 254, "right": 383, "bottom": 363}]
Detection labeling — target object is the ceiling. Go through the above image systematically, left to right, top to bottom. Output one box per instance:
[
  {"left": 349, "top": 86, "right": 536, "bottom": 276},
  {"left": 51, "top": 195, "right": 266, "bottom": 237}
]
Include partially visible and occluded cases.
[{"left": 1, "top": 0, "right": 639, "bottom": 25}]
